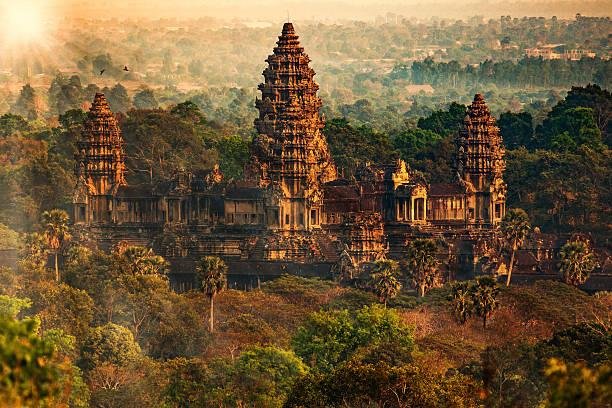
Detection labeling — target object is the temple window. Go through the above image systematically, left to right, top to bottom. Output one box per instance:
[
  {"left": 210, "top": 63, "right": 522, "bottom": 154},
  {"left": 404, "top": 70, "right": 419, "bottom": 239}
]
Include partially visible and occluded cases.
[
  {"left": 495, "top": 203, "right": 502, "bottom": 219},
  {"left": 311, "top": 209, "right": 317, "bottom": 224}
]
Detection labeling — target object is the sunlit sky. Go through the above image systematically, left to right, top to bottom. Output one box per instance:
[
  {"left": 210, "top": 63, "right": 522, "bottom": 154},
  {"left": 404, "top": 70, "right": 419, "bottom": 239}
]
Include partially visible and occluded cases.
[{"left": 0, "top": 0, "right": 609, "bottom": 22}]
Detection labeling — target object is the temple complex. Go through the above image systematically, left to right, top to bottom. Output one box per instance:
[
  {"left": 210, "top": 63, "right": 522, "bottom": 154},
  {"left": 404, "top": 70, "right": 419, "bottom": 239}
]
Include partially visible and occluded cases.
[{"left": 73, "top": 23, "right": 509, "bottom": 289}]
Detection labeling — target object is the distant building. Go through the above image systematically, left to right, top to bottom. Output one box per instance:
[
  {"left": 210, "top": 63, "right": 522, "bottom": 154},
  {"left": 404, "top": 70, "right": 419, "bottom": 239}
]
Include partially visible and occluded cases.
[
  {"left": 73, "top": 23, "right": 508, "bottom": 289},
  {"left": 525, "top": 44, "right": 596, "bottom": 60}
]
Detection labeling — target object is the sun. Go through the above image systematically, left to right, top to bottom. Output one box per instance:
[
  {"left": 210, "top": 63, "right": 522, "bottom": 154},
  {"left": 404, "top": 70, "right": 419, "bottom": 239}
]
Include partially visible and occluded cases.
[{"left": 1, "top": 1, "right": 48, "bottom": 47}]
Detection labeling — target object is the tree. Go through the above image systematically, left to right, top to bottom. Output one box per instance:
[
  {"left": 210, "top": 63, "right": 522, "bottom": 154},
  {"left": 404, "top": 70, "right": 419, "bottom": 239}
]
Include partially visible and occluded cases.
[
  {"left": 107, "top": 83, "right": 131, "bottom": 113},
  {"left": 11, "top": 84, "right": 39, "bottom": 120},
  {"left": 133, "top": 88, "right": 158, "bottom": 109},
  {"left": 417, "top": 102, "right": 467, "bottom": 136},
  {"left": 538, "top": 107, "right": 604, "bottom": 152},
  {"left": 498, "top": 111, "right": 534, "bottom": 149},
  {"left": 0, "top": 113, "right": 29, "bottom": 137},
  {"left": 324, "top": 118, "right": 396, "bottom": 176},
  {"left": 392, "top": 128, "right": 443, "bottom": 162},
  {"left": 500, "top": 208, "right": 531, "bottom": 286},
  {"left": 40, "top": 209, "right": 71, "bottom": 282},
  {"left": 404, "top": 238, "right": 440, "bottom": 297},
  {"left": 558, "top": 240, "right": 597, "bottom": 287},
  {"left": 115, "top": 246, "right": 167, "bottom": 276},
  {"left": 195, "top": 256, "right": 227, "bottom": 333},
  {"left": 368, "top": 260, "right": 402, "bottom": 306},
  {"left": 471, "top": 276, "right": 500, "bottom": 329},
  {"left": 449, "top": 281, "right": 473, "bottom": 324},
  {"left": 0, "top": 297, "right": 69, "bottom": 406},
  {"left": 292, "top": 305, "right": 414, "bottom": 373},
  {"left": 79, "top": 323, "right": 142, "bottom": 372},
  {"left": 233, "top": 346, "right": 308, "bottom": 407},
  {"left": 545, "top": 358, "right": 611, "bottom": 408}
]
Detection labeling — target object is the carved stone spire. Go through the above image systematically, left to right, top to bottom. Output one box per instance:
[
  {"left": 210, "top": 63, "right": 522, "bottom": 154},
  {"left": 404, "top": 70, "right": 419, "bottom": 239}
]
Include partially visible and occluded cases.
[
  {"left": 250, "top": 22, "right": 337, "bottom": 190},
  {"left": 248, "top": 23, "right": 337, "bottom": 230},
  {"left": 75, "top": 93, "right": 126, "bottom": 196},
  {"left": 455, "top": 93, "right": 506, "bottom": 225},
  {"left": 456, "top": 94, "right": 505, "bottom": 186}
]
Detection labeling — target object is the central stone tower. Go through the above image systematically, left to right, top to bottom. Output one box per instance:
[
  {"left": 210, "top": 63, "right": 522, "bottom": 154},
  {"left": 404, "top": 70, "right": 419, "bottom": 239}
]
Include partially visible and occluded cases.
[
  {"left": 247, "top": 22, "right": 337, "bottom": 231},
  {"left": 455, "top": 94, "right": 506, "bottom": 226}
]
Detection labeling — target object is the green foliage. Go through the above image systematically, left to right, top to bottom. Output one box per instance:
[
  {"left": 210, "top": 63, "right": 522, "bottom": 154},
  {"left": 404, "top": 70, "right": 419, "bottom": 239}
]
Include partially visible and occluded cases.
[
  {"left": 106, "top": 83, "right": 131, "bottom": 113},
  {"left": 133, "top": 88, "right": 159, "bottom": 109},
  {"left": 417, "top": 102, "right": 467, "bottom": 136},
  {"left": 121, "top": 106, "right": 218, "bottom": 184},
  {"left": 541, "top": 107, "right": 604, "bottom": 152},
  {"left": 498, "top": 111, "right": 534, "bottom": 149},
  {"left": 0, "top": 113, "right": 29, "bottom": 137},
  {"left": 324, "top": 118, "right": 396, "bottom": 175},
  {"left": 392, "top": 128, "right": 443, "bottom": 161},
  {"left": 216, "top": 134, "right": 250, "bottom": 179},
  {"left": 505, "top": 146, "right": 610, "bottom": 232},
  {"left": 41, "top": 208, "right": 71, "bottom": 281},
  {"left": 500, "top": 208, "right": 531, "bottom": 286},
  {"left": 403, "top": 238, "right": 440, "bottom": 297},
  {"left": 558, "top": 240, "right": 598, "bottom": 287},
  {"left": 116, "top": 246, "right": 168, "bottom": 276},
  {"left": 196, "top": 256, "right": 228, "bottom": 296},
  {"left": 367, "top": 260, "right": 402, "bottom": 306},
  {"left": 262, "top": 274, "right": 336, "bottom": 305},
  {"left": 471, "top": 276, "right": 500, "bottom": 329},
  {"left": 448, "top": 277, "right": 501, "bottom": 328},
  {"left": 449, "top": 282, "right": 473, "bottom": 324},
  {"left": 325, "top": 288, "right": 378, "bottom": 311},
  {"left": 0, "top": 295, "right": 31, "bottom": 319},
  {"left": 292, "top": 305, "right": 414, "bottom": 373},
  {"left": 0, "top": 316, "right": 65, "bottom": 405},
  {"left": 481, "top": 322, "right": 611, "bottom": 407},
  {"left": 79, "top": 323, "right": 142, "bottom": 371},
  {"left": 233, "top": 346, "right": 308, "bottom": 407},
  {"left": 545, "top": 358, "right": 612, "bottom": 408},
  {"left": 286, "top": 359, "right": 481, "bottom": 408}
]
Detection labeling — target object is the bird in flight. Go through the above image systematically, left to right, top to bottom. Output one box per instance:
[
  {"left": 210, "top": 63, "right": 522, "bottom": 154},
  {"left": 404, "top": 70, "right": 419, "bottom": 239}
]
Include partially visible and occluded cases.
[
  {"left": 123, "top": 66, "right": 129, "bottom": 71},
  {"left": 99, "top": 69, "right": 105, "bottom": 75}
]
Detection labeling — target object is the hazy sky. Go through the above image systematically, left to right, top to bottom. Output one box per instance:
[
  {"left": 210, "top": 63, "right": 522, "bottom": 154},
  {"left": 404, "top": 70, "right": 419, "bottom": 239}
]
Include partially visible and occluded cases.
[{"left": 2, "top": 0, "right": 610, "bottom": 21}]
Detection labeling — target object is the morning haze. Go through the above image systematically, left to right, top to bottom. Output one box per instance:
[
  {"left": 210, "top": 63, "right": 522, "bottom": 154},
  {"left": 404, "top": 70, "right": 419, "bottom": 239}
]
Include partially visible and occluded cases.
[{"left": 0, "top": 0, "right": 610, "bottom": 407}]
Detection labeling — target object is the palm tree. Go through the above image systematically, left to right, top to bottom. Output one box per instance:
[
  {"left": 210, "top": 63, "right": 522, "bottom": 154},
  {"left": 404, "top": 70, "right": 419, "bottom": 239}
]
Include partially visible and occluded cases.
[
  {"left": 500, "top": 208, "right": 531, "bottom": 286},
  {"left": 41, "top": 209, "right": 71, "bottom": 282},
  {"left": 404, "top": 239, "right": 439, "bottom": 297},
  {"left": 559, "top": 240, "right": 597, "bottom": 287},
  {"left": 119, "top": 246, "right": 167, "bottom": 276},
  {"left": 196, "top": 256, "right": 228, "bottom": 333},
  {"left": 369, "top": 260, "right": 402, "bottom": 307},
  {"left": 471, "top": 276, "right": 500, "bottom": 329},
  {"left": 449, "top": 281, "right": 473, "bottom": 324}
]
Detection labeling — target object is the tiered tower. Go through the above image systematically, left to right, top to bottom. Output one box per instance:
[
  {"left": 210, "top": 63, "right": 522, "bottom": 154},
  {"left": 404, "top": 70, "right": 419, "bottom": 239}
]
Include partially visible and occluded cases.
[
  {"left": 248, "top": 23, "right": 337, "bottom": 231},
  {"left": 73, "top": 93, "right": 126, "bottom": 224},
  {"left": 455, "top": 94, "right": 506, "bottom": 226}
]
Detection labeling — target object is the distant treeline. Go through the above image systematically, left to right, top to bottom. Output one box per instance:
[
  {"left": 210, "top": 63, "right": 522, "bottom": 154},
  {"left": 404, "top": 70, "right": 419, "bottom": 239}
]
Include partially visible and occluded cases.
[{"left": 391, "top": 57, "right": 611, "bottom": 90}]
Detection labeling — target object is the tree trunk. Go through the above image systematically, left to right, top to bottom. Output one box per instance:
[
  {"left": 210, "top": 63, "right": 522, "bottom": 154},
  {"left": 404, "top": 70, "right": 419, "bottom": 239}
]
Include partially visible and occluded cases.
[
  {"left": 506, "top": 245, "right": 516, "bottom": 287},
  {"left": 54, "top": 252, "right": 59, "bottom": 282},
  {"left": 419, "top": 284, "right": 425, "bottom": 297},
  {"left": 209, "top": 295, "right": 215, "bottom": 333},
  {"left": 483, "top": 315, "right": 487, "bottom": 329}
]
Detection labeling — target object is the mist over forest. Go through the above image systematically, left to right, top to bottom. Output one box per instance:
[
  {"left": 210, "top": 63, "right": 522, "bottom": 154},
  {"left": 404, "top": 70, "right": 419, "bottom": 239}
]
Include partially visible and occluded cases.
[{"left": 0, "top": 3, "right": 611, "bottom": 407}]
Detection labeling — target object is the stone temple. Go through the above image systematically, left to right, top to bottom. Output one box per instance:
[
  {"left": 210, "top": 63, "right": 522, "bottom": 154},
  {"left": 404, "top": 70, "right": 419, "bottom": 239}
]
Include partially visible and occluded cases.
[{"left": 73, "top": 23, "right": 508, "bottom": 290}]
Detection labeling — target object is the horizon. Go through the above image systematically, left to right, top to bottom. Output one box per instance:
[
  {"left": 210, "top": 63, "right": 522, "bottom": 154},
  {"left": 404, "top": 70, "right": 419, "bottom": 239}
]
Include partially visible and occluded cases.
[{"left": 1, "top": 0, "right": 610, "bottom": 22}]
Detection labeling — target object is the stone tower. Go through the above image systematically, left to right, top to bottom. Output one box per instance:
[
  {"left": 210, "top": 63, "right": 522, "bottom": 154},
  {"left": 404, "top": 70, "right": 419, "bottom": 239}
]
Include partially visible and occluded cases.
[
  {"left": 248, "top": 22, "right": 337, "bottom": 231},
  {"left": 73, "top": 93, "right": 126, "bottom": 224},
  {"left": 455, "top": 94, "right": 506, "bottom": 226}
]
